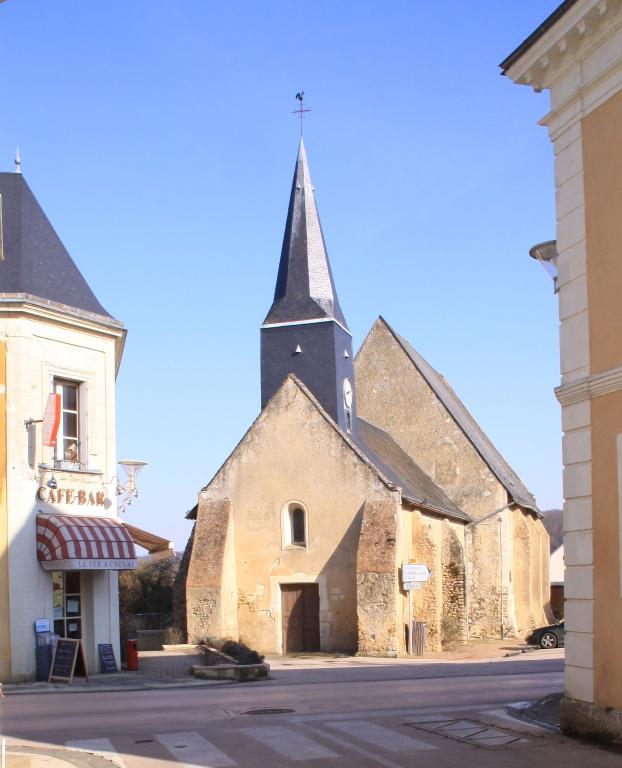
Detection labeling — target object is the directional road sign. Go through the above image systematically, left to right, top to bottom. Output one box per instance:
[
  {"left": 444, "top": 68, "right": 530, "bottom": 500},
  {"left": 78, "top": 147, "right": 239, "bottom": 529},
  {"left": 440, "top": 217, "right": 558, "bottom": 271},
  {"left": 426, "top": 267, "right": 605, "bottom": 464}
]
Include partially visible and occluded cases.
[{"left": 402, "top": 563, "right": 432, "bottom": 583}]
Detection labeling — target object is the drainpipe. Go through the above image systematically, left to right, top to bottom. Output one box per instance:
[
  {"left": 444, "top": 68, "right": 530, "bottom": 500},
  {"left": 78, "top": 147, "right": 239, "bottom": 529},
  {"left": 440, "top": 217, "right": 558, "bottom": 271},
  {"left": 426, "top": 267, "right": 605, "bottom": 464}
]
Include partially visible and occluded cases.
[{"left": 464, "top": 502, "right": 515, "bottom": 641}]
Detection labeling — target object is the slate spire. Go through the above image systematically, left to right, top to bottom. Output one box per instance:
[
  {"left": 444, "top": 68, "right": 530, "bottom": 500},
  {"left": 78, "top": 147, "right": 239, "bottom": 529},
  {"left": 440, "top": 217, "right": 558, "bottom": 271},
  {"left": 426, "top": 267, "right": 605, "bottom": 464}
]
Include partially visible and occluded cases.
[
  {"left": 263, "top": 138, "right": 348, "bottom": 330},
  {"left": 261, "top": 140, "right": 356, "bottom": 433}
]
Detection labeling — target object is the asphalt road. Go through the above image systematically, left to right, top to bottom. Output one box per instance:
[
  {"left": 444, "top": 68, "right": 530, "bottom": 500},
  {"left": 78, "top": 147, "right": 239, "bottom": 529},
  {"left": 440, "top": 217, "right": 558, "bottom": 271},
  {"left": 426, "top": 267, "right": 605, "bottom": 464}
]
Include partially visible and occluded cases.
[{"left": 1, "top": 652, "right": 619, "bottom": 768}]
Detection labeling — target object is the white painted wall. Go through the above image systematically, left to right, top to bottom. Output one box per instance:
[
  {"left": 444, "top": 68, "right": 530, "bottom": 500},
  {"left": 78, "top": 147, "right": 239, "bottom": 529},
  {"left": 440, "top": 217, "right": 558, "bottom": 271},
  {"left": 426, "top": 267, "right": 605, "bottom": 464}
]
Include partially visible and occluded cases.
[{"left": 1, "top": 305, "right": 124, "bottom": 679}]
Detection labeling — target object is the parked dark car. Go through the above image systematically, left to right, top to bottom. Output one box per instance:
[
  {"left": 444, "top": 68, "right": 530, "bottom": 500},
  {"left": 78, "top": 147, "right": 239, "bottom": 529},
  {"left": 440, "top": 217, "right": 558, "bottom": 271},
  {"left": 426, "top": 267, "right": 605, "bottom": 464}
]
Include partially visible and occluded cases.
[{"left": 528, "top": 621, "right": 565, "bottom": 649}]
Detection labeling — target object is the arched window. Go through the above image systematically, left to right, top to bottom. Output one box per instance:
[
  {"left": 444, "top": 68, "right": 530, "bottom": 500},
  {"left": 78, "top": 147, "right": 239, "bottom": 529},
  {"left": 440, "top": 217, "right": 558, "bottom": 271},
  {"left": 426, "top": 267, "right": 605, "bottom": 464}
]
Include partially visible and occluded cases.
[
  {"left": 281, "top": 501, "right": 308, "bottom": 549},
  {"left": 291, "top": 507, "right": 306, "bottom": 545}
]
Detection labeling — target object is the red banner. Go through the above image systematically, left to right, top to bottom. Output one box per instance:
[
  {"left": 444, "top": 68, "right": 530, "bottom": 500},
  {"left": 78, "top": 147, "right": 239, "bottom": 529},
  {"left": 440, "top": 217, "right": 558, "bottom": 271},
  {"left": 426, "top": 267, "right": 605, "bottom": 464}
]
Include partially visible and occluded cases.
[{"left": 42, "top": 393, "right": 61, "bottom": 447}]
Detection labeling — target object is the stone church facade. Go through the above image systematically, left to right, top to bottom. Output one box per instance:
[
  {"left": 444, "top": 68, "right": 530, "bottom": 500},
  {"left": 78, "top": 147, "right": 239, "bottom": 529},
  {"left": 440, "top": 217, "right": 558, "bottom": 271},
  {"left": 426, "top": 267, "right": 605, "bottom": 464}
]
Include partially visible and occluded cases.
[{"left": 178, "top": 140, "right": 551, "bottom": 655}]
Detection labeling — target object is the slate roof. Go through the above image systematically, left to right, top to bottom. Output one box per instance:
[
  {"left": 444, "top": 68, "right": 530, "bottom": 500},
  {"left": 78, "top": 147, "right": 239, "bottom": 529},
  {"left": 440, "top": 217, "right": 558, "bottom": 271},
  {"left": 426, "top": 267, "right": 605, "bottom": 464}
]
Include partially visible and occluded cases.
[
  {"left": 263, "top": 139, "right": 348, "bottom": 330},
  {"left": 0, "top": 172, "right": 112, "bottom": 318},
  {"left": 379, "top": 317, "right": 539, "bottom": 514},
  {"left": 187, "top": 374, "right": 469, "bottom": 524},
  {"left": 353, "top": 417, "right": 470, "bottom": 521}
]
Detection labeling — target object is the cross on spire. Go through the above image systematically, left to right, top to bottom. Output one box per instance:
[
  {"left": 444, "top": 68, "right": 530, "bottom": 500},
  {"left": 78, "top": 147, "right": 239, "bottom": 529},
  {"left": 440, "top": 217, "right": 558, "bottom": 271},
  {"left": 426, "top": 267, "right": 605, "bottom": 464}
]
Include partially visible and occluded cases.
[{"left": 292, "top": 91, "right": 310, "bottom": 137}]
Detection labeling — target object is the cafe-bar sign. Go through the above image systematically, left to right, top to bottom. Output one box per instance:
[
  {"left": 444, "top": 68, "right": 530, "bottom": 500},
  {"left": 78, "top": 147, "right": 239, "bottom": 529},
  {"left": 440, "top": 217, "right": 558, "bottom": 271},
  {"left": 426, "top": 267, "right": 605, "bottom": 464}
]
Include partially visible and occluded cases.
[{"left": 36, "top": 487, "right": 107, "bottom": 506}]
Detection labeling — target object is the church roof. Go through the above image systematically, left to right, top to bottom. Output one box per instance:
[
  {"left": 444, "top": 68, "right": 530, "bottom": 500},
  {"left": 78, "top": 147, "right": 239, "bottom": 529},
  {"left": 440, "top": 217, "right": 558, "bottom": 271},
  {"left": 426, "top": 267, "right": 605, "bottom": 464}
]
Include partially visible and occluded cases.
[
  {"left": 263, "top": 139, "right": 348, "bottom": 330},
  {"left": 0, "top": 172, "right": 112, "bottom": 319},
  {"left": 377, "top": 317, "right": 539, "bottom": 514},
  {"left": 187, "top": 374, "right": 469, "bottom": 524},
  {"left": 353, "top": 417, "right": 470, "bottom": 521}
]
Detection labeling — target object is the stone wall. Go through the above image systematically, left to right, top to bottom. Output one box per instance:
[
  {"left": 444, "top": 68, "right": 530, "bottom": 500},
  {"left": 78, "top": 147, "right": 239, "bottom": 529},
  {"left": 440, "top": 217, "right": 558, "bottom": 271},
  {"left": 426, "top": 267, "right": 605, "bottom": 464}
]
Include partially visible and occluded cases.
[
  {"left": 355, "top": 318, "right": 510, "bottom": 522},
  {"left": 355, "top": 318, "right": 550, "bottom": 639},
  {"left": 192, "top": 376, "right": 396, "bottom": 654},
  {"left": 356, "top": 497, "right": 401, "bottom": 656},
  {"left": 185, "top": 498, "right": 238, "bottom": 643},
  {"left": 410, "top": 513, "right": 442, "bottom": 651},
  {"left": 441, "top": 521, "right": 466, "bottom": 648},
  {"left": 466, "top": 521, "right": 502, "bottom": 638}
]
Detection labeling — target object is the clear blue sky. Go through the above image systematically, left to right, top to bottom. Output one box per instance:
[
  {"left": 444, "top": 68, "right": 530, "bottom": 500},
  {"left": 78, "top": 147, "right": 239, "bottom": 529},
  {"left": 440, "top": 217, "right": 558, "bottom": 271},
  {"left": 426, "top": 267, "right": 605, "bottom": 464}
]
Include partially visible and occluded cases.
[{"left": 1, "top": 1, "right": 563, "bottom": 550}]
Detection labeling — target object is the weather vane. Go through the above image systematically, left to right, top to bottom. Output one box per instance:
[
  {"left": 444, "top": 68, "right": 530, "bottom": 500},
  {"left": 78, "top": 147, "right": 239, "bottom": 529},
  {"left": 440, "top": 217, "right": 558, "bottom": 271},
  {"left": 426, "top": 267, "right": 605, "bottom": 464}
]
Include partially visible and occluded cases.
[{"left": 293, "top": 91, "right": 310, "bottom": 137}]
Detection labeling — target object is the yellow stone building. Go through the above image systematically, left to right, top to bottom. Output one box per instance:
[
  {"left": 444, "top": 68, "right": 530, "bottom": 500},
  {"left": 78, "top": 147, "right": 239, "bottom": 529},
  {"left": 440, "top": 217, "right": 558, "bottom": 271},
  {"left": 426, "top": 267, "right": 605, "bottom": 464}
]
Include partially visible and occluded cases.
[
  {"left": 502, "top": 0, "right": 622, "bottom": 744},
  {"left": 179, "top": 140, "right": 550, "bottom": 656}
]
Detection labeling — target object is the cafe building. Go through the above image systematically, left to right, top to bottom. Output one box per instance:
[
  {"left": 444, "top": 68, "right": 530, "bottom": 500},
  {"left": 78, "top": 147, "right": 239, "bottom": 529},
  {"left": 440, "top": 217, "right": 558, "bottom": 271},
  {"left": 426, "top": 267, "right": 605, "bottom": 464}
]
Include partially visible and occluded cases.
[{"left": 0, "top": 164, "right": 168, "bottom": 681}]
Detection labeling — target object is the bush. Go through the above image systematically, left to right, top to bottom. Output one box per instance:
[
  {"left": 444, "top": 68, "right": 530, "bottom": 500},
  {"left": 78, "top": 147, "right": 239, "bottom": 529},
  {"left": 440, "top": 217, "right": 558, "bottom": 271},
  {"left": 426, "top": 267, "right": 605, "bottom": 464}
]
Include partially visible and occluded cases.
[
  {"left": 198, "top": 636, "right": 264, "bottom": 665},
  {"left": 221, "top": 640, "right": 264, "bottom": 665}
]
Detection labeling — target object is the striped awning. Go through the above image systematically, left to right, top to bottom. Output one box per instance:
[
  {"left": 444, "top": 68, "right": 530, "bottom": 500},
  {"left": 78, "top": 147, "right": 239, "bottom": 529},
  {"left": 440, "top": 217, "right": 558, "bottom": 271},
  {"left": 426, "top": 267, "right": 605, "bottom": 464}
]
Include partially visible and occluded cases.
[{"left": 37, "top": 513, "right": 137, "bottom": 571}]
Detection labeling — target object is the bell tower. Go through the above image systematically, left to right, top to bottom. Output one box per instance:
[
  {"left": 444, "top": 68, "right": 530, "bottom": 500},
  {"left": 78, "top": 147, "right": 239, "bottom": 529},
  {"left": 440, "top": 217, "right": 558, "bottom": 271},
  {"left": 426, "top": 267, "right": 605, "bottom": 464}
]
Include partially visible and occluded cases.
[{"left": 261, "top": 139, "right": 355, "bottom": 433}]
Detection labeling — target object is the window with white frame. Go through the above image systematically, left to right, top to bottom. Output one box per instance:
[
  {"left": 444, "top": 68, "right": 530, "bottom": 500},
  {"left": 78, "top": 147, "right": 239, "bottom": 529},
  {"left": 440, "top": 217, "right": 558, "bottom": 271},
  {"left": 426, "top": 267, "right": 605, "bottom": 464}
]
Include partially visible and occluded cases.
[
  {"left": 54, "top": 379, "right": 83, "bottom": 468},
  {"left": 281, "top": 501, "right": 308, "bottom": 549}
]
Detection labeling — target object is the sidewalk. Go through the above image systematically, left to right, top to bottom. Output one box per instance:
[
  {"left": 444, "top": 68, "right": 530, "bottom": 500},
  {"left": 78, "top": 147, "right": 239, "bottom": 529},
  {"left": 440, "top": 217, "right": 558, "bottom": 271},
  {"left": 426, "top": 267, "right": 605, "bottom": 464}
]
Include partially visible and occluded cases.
[
  {"left": 1, "top": 640, "right": 559, "bottom": 695},
  {"left": 1, "top": 647, "right": 227, "bottom": 696},
  {"left": 2, "top": 743, "right": 117, "bottom": 767}
]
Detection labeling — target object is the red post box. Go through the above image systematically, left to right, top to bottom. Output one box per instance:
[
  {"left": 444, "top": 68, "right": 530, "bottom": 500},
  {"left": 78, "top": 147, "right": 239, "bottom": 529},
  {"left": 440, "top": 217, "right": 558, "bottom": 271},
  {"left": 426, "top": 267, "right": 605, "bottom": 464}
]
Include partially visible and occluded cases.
[{"left": 126, "top": 639, "right": 139, "bottom": 671}]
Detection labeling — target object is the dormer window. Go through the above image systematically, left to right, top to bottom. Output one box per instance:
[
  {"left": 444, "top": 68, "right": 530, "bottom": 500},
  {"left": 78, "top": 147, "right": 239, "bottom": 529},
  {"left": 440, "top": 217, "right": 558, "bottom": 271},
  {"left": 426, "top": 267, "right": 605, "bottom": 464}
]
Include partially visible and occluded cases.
[{"left": 282, "top": 501, "right": 308, "bottom": 549}]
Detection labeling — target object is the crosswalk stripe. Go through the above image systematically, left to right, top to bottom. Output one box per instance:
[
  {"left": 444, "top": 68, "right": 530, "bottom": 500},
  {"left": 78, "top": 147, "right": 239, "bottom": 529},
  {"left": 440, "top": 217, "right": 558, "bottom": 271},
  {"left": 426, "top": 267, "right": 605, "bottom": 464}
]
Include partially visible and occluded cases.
[
  {"left": 328, "top": 720, "right": 437, "bottom": 752},
  {"left": 243, "top": 725, "right": 339, "bottom": 761},
  {"left": 155, "top": 731, "right": 236, "bottom": 767},
  {"left": 65, "top": 738, "right": 127, "bottom": 767}
]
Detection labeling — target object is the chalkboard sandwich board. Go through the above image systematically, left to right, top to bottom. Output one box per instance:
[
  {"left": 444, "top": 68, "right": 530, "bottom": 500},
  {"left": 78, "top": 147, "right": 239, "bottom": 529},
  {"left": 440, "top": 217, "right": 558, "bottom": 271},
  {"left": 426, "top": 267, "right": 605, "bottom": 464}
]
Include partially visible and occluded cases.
[
  {"left": 48, "top": 638, "right": 89, "bottom": 684},
  {"left": 98, "top": 643, "right": 118, "bottom": 673}
]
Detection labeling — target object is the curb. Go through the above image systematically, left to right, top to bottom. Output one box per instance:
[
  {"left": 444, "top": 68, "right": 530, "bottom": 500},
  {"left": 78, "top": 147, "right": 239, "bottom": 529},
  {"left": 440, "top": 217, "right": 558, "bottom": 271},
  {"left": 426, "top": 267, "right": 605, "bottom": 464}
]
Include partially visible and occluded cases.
[
  {"left": 1, "top": 677, "right": 236, "bottom": 695},
  {"left": 506, "top": 693, "right": 562, "bottom": 733}
]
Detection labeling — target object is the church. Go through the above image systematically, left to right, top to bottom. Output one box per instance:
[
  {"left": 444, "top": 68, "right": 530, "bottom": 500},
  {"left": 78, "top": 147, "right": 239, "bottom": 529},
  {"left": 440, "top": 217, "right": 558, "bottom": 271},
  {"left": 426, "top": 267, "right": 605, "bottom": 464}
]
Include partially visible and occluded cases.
[{"left": 178, "top": 139, "right": 551, "bottom": 655}]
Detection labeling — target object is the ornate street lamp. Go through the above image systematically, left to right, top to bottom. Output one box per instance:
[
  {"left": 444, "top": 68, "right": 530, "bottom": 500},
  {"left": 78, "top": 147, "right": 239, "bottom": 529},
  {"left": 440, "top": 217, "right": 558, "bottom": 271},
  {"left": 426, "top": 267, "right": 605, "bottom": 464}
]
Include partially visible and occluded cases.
[
  {"left": 529, "top": 240, "right": 559, "bottom": 293},
  {"left": 117, "top": 459, "right": 147, "bottom": 512}
]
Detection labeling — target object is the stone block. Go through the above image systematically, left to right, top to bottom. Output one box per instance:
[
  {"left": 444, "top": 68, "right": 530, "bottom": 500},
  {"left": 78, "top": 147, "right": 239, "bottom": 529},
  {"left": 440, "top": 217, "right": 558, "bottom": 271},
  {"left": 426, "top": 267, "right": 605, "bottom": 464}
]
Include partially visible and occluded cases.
[
  {"left": 557, "top": 240, "right": 587, "bottom": 288},
  {"left": 559, "top": 275, "right": 589, "bottom": 325},
  {"left": 559, "top": 312, "right": 590, "bottom": 377},
  {"left": 562, "top": 401, "right": 591, "bottom": 432},
  {"left": 562, "top": 427, "right": 591, "bottom": 465},
  {"left": 562, "top": 461, "right": 592, "bottom": 499},
  {"left": 564, "top": 497, "right": 592, "bottom": 532},
  {"left": 564, "top": 530, "right": 593, "bottom": 566},
  {"left": 564, "top": 565, "right": 592, "bottom": 599},
  {"left": 565, "top": 600, "right": 593, "bottom": 633},
  {"left": 565, "top": 630, "right": 593, "bottom": 669},
  {"left": 565, "top": 665, "right": 595, "bottom": 703}
]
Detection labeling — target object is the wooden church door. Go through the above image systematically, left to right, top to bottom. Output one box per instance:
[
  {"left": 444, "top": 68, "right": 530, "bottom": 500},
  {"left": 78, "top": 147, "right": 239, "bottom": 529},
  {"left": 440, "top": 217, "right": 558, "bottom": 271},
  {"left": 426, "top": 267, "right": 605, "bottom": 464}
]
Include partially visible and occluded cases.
[{"left": 281, "top": 584, "right": 320, "bottom": 652}]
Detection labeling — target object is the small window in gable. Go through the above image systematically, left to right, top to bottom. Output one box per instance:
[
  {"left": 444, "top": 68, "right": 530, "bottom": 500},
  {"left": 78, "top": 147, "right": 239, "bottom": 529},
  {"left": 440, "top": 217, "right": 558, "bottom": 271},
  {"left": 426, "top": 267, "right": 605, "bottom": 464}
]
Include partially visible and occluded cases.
[{"left": 282, "top": 501, "right": 308, "bottom": 549}]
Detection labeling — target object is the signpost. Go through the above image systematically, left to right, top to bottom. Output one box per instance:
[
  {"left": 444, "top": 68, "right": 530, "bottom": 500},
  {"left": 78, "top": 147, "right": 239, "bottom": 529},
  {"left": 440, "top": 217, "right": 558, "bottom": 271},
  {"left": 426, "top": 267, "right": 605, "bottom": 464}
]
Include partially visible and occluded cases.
[{"left": 402, "top": 563, "right": 432, "bottom": 655}]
